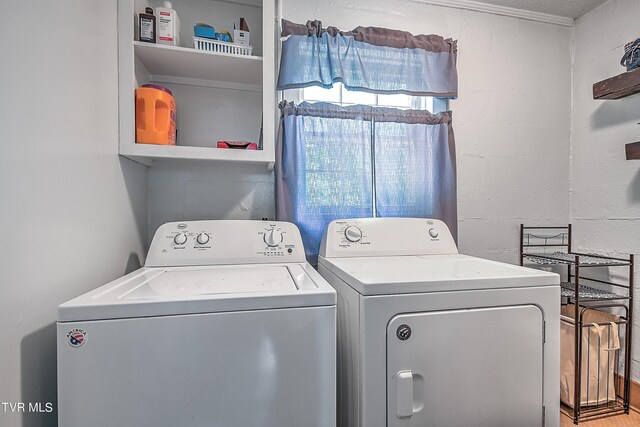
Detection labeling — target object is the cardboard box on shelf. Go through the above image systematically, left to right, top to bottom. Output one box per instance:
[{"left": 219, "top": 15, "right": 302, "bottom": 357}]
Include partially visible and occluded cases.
[{"left": 234, "top": 17, "right": 250, "bottom": 45}]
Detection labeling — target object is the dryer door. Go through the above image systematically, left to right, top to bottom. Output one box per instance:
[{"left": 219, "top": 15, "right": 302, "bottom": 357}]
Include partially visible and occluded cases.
[{"left": 387, "top": 305, "right": 544, "bottom": 427}]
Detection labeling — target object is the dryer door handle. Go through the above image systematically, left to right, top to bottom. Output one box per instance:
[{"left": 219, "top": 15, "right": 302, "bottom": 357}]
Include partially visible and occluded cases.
[{"left": 396, "top": 370, "right": 414, "bottom": 418}]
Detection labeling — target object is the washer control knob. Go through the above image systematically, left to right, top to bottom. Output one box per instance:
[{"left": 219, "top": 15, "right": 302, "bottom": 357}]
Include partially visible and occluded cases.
[
  {"left": 345, "top": 226, "right": 363, "bottom": 242},
  {"left": 428, "top": 228, "right": 439, "bottom": 239},
  {"left": 264, "top": 229, "right": 283, "bottom": 247},
  {"left": 196, "top": 232, "right": 210, "bottom": 245},
  {"left": 174, "top": 233, "right": 188, "bottom": 245}
]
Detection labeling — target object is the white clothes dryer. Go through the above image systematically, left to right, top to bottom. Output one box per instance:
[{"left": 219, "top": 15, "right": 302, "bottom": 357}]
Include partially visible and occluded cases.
[{"left": 318, "top": 217, "right": 560, "bottom": 427}]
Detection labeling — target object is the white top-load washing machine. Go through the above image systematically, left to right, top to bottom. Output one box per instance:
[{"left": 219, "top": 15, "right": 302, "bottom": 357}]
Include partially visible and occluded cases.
[
  {"left": 318, "top": 218, "right": 560, "bottom": 427},
  {"left": 58, "top": 220, "right": 336, "bottom": 427}
]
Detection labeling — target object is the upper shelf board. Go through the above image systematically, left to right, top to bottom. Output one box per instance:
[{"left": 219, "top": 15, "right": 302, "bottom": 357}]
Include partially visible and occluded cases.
[
  {"left": 133, "top": 41, "right": 263, "bottom": 86},
  {"left": 593, "top": 67, "right": 640, "bottom": 100}
]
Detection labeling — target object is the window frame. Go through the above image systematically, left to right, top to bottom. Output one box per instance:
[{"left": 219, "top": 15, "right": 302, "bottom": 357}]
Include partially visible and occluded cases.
[
  {"left": 284, "top": 83, "right": 449, "bottom": 113},
  {"left": 280, "top": 84, "right": 450, "bottom": 216}
]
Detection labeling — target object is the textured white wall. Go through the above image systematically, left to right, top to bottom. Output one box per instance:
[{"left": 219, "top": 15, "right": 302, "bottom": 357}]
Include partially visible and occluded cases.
[
  {"left": 280, "top": 0, "right": 572, "bottom": 263},
  {"left": 571, "top": 0, "right": 640, "bottom": 381},
  {"left": 0, "top": 2, "right": 148, "bottom": 427},
  {"left": 149, "top": 2, "right": 572, "bottom": 260},
  {"left": 148, "top": 162, "right": 275, "bottom": 239}
]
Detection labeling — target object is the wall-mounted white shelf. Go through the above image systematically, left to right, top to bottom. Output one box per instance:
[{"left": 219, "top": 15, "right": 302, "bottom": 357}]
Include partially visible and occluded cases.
[
  {"left": 117, "top": 0, "right": 277, "bottom": 168},
  {"left": 133, "top": 42, "right": 263, "bottom": 86},
  {"left": 120, "top": 143, "right": 275, "bottom": 169}
]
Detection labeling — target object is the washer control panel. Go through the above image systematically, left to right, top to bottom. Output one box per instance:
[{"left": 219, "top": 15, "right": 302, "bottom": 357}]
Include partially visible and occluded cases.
[
  {"left": 319, "top": 218, "right": 458, "bottom": 258},
  {"left": 146, "top": 220, "right": 305, "bottom": 267}
]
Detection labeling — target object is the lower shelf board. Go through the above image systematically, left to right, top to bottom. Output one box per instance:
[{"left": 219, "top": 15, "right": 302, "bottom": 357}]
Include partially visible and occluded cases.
[
  {"left": 626, "top": 142, "right": 640, "bottom": 160},
  {"left": 120, "top": 143, "right": 275, "bottom": 169}
]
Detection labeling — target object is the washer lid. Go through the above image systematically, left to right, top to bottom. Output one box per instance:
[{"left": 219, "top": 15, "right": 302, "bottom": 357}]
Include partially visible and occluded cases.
[
  {"left": 318, "top": 254, "right": 559, "bottom": 296},
  {"left": 58, "top": 264, "right": 336, "bottom": 322},
  {"left": 124, "top": 266, "right": 296, "bottom": 298}
]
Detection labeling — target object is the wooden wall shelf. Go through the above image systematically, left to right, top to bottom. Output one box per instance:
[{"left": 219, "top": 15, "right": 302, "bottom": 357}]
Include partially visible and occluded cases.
[
  {"left": 593, "top": 67, "right": 640, "bottom": 100},
  {"left": 625, "top": 141, "right": 640, "bottom": 160}
]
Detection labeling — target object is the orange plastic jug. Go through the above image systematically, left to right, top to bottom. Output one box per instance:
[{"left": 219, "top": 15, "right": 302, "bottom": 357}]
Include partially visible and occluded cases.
[{"left": 135, "top": 84, "right": 176, "bottom": 145}]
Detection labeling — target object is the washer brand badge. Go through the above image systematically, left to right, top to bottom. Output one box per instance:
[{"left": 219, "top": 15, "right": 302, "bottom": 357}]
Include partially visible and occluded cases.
[
  {"left": 177, "top": 223, "right": 187, "bottom": 229},
  {"left": 67, "top": 329, "right": 87, "bottom": 348}
]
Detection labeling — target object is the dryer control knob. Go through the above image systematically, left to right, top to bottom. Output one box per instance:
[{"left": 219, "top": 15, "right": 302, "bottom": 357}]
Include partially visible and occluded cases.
[
  {"left": 345, "top": 226, "right": 363, "bottom": 242},
  {"left": 428, "top": 228, "right": 439, "bottom": 238},
  {"left": 264, "top": 229, "right": 283, "bottom": 247},
  {"left": 196, "top": 232, "right": 210, "bottom": 245},
  {"left": 174, "top": 233, "right": 188, "bottom": 245}
]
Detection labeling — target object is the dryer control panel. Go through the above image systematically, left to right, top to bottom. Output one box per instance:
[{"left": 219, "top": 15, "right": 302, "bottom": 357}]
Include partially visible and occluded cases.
[
  {"left": 319, "top": 218, "right": 458, "bottom": 258},
  {"left": 146, "top": 220, "right": 306, "bottom": 267}
]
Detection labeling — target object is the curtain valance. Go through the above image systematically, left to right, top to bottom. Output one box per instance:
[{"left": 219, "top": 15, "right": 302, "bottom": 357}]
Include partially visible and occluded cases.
[{"left": 277, "top": 19, "right": 458, "bottom": 97}]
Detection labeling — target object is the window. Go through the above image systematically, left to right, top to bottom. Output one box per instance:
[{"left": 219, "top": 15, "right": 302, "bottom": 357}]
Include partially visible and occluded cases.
[
  {"left": 285, "top": 85, "right": 449, "bottom": 215},
  {"left": 278, "top": 86, "right": 453, "bottom": 264}
]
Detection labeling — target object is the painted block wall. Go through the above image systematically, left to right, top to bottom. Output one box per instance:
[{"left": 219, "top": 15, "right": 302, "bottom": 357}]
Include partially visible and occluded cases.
[
  {"left": 150, "top": 0, "right": 573, "bottom": 262},
  {"left": 278, "top": 0, "right": 572, "bottom": 263},
  {"left": 571, "top": 0, "right": 640, "bottom": 382},
  {"left": 0, "top": 2, "right": 148, "bottom": 427},
  {"left": 148, "top": 162, "right": 275, "bottom": 237}
]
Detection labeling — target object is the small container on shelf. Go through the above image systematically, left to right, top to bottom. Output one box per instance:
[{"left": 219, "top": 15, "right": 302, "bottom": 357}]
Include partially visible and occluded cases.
[
  {"left": 156, "top": 1, "right": 180, "bottom": 46},
  {"left": 139, "top": 7, "right": 156, "bottom": 43},
  {"left": 194, "top": 23, "right": 216, "bottom": 40},
  {"left": 216, "top": 30, "right": 232, "bottom": 42},
  {"left": 135, "top": 84, "right": 176, "bottom": 146},
  {"left": 217, "top": 141, "right": 258, "bottom": 150}
]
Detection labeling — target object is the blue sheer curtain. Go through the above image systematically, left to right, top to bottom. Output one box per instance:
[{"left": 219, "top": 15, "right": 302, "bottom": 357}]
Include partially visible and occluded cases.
[
  {"left": 276, "top": 102, "right": 457, "bottom": 264},
  {"left": 276, "top": 103, "right": 374, "bottom": 265},
  {"left": 375, "top": 119, "right": 457, "bottom": 239}
]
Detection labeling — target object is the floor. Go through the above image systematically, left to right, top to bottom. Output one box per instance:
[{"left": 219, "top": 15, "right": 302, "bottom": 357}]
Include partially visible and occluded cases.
[{"left": 560, "top": 409, "right": 640, "bottom": 426}]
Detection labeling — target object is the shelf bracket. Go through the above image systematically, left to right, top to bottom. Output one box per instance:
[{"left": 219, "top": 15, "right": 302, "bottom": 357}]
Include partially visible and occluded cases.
[{"left": 120, "top": 153, "right": 152, "bottom": 167}]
